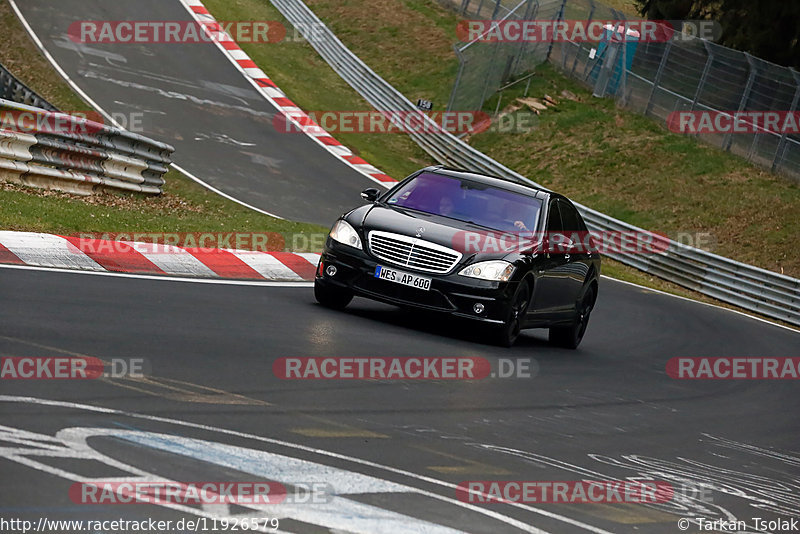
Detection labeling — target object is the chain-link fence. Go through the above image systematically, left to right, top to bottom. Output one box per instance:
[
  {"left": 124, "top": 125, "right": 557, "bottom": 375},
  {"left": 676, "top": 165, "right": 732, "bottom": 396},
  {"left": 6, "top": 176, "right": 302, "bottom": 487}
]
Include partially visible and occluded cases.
[
  {"left": 439, "top": 0, "right": 800, "bottom": 181},
  {"left": 441, "top": 0, "right": 567, "bottom": 112}
]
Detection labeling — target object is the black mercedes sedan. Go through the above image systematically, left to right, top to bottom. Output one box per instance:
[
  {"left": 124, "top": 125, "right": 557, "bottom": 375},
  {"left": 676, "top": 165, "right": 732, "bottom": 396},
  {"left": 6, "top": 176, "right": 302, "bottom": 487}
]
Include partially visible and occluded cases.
[{"left": 314, "top": 166, "right": 601, "bottom": 348}]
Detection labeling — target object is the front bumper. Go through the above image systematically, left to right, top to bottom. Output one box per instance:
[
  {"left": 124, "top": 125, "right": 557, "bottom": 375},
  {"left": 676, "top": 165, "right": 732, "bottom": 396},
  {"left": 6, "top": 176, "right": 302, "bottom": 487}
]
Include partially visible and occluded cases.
[{"left": 315, "top": 240, "right": 518, "bottom": 324}]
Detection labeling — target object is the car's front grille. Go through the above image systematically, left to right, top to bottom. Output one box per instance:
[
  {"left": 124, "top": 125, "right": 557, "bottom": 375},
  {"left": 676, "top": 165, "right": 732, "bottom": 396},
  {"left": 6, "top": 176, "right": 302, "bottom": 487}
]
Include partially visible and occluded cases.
[{"left": 368, "top": 231, "right": 462, "bottom": 274}]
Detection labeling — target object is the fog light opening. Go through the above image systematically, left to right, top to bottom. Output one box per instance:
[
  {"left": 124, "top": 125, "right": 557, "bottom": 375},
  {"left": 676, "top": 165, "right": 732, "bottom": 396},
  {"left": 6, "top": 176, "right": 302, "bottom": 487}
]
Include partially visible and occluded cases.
[
  {"left": 325, "top": 265, "right": 338, "bottom": 277},
  {"left": 473, "top": 303, "right": 485, "bottom": 314}
]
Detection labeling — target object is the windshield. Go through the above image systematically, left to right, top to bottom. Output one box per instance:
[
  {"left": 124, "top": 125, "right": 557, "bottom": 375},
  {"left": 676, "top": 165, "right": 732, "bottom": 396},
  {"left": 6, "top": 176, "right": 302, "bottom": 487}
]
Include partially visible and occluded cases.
[{"left": 384, "top": 172, "right": 542, "bottom": 233}]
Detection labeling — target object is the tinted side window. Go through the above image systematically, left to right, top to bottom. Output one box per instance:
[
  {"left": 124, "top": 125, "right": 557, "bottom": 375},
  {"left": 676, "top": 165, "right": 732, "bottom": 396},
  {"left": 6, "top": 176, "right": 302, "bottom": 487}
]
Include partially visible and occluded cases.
[
  {"left": 559, "top": 200, "right": 585, "bottom": 232},
  {"left": 546, "top": 201, "right": 563, "bottom": 232}
]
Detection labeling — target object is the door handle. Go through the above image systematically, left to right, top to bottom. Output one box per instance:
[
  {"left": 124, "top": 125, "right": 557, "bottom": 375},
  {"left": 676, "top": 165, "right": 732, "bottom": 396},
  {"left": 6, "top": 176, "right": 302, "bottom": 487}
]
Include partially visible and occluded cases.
[{"left": 563, "top": 242, "right": 576, "bottom": 261}]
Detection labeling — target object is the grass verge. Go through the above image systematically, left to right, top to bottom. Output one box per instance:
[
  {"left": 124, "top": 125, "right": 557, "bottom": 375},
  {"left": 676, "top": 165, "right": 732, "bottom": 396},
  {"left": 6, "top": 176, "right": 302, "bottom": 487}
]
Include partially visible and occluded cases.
[
  {"left": 0, "top": 2, "right": 326, "bottom": 247},
  {"left": 0, "top": 2, "right": 85, "bottom": 111},
  {"left": 0, "top": 171, "right": 325, "bottom": 240}
]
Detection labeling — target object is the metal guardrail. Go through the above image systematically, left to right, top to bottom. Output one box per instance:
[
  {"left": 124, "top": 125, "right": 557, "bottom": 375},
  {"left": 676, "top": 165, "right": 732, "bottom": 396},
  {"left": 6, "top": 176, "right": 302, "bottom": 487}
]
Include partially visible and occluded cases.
[
  {"left": 268, "top": 0, "right": 800, "bottom": 326},
  {"left": 0, "top": 62, "right": 58, "bottom": 111},
  {"left": 0, "top": 99, "right": 174, "bottom": 195}
]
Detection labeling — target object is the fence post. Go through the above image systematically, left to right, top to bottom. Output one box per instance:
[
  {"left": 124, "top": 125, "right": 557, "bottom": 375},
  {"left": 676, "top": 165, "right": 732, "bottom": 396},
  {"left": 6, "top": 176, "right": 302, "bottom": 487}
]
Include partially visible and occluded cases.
[
  {"left": 459, "top": 0, "right": 471, "bottom": 15},
  {"left": 492, "top": 0, "right": 502, "bottom": 19},
  {"left": 512, "top": 0, "right": 539, "bottom": 75},
  {"left": 547, "top": 0, "right": 568, "bottom": 63},
  {"left": 571, "top": 1, "right": 596, "bottom": 76},
  {"left": 617, "top": 12, "right": 630, "bottom": 105},
  {"left": 478, "top": 27, "right": 503, "bottom": 109},
  {"left": 645, "top": 38, "right": 672, "bottom": 116},
  {"left": 690, "top": 41, "right": 714, "bottom": 112},
  {"left": 447, "top": 44, "right": 467, "bottom": 112},
  {"left": 724, "top": 52, "right": 757, "bottom": 152},
  {"left": 744, "top": 57, "right": 768, "bottom": 161},
  {"left": 771, "top": 67, "right": 800, "bottom": 172}
]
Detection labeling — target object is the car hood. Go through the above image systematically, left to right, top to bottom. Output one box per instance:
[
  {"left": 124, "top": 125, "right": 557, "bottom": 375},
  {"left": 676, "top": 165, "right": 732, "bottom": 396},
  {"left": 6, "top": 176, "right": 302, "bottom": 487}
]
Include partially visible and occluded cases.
[{"left": 353, "top": 205, "right": 520, "bottom": 261}]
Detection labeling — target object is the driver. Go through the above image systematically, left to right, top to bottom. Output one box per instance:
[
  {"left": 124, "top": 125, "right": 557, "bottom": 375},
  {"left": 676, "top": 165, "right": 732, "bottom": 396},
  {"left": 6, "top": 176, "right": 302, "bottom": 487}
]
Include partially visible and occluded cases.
[{"left": 507, "top": 203, "right": 532, "bottom": 232}]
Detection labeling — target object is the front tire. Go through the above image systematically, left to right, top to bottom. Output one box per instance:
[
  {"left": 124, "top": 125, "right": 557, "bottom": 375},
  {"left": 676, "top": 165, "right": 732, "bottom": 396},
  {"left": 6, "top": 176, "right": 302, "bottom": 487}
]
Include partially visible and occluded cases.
[
  {"left": 314, "top": 280, "right": 353, "bottom": 310},
  {"left": 488, "top": 280, "right": 530, "bottom": 348},
  {"left": 549, "top": 286, "right": 595, "bottom": 349}
]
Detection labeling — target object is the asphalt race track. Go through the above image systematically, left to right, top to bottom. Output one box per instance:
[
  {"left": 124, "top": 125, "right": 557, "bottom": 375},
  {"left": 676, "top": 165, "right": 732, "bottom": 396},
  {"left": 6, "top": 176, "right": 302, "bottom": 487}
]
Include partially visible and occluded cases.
[
  {"left": 4, "top": 0, "right": 800, "bottom": 533},
  {"left": 12, "top": 0, "right": 383, "bottom": 225},
  {"left": 1, "top": 266, "right": 799, "bottom": 533}
]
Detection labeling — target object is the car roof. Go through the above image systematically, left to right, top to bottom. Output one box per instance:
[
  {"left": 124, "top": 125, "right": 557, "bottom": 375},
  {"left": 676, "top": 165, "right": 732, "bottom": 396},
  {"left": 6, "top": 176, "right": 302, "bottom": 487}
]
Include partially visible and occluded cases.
[{"left": 423, "top": 166, "right": 550, "bottom": 201}]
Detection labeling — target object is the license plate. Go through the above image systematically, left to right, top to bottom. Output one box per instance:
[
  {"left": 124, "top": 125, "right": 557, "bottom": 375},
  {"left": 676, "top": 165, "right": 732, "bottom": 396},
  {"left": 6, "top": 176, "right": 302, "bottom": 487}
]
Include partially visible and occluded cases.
[{"left": 374, "top": 265, "right": 432, "bottom": 291}]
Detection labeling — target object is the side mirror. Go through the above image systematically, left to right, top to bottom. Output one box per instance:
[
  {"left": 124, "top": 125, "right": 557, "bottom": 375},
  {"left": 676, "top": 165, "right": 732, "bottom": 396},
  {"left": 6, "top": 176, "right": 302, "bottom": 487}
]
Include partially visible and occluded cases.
[{"left": 361, "top": 188, "right": 380, "bottom": 202}]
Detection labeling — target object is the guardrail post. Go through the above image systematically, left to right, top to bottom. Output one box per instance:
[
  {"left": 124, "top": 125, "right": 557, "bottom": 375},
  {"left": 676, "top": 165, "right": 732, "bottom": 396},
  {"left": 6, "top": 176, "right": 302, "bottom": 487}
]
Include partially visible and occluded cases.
[
  {"left": 645, "top": 38, "right": 672, "bottom": 116},
  {"left": 724, "top": 53, "right": 756, "bottom": 152},
  {"left": 771, "top": 67, "right": 800, "bottom": 172}
]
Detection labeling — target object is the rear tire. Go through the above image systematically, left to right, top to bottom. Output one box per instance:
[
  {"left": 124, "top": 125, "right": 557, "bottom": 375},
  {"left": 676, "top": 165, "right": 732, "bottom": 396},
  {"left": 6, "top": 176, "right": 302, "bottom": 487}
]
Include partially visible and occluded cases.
[
  {"left": 314, "top": 280, "right": 353, "bottom": 310},
  {"left": 488, "top": 280, "right": 530, "bottom": 348},
  {"left": 549, "top": 286, "right": 595, "bottom": 349}
]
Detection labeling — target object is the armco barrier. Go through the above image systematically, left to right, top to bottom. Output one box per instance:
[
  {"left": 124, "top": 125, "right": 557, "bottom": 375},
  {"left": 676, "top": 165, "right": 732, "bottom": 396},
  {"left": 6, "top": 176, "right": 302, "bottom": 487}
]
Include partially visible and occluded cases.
[
  {"left": 267, "top": 0, "right": 800, "bottom": 326},
  {"left": 0, "top": 62, "right": 58, "bottom": 111},
  {"left": 0, "top": 99, "right": 174, "bottom": 195}
]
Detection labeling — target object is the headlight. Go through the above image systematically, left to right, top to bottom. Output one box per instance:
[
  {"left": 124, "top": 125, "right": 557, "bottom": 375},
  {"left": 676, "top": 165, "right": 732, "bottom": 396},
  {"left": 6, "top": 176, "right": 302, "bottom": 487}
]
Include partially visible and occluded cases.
[
  {"left": 329, "top": 219, "right": 362, "bottom": 249},
  {"left": 459, "top": 260, "right": 515, "bottom": 281}
]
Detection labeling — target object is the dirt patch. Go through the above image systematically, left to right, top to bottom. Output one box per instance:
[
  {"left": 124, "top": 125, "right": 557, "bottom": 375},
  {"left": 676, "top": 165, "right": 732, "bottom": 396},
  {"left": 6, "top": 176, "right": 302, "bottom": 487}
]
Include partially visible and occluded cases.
[{"left": 0, "top": 181, "right": 203, "bottom": 214}]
